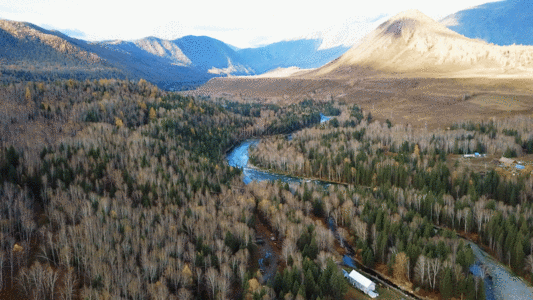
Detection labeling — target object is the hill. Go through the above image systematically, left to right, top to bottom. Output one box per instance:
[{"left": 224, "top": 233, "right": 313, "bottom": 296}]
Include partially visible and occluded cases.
[
  {"left": 442, "top": 0, "right": 533, "bottom": 46},
  {"left": 306, "top": 9, "right": 533, "bottom": 79},
  {"left": 0, "top": 18, "right": 355, "bottom": 90},
  {"left": 0, "top": 19, "right": 125, "bottom": 82},
  {"left": 237, "top": 39, "right": 348, "bottom": 74}
]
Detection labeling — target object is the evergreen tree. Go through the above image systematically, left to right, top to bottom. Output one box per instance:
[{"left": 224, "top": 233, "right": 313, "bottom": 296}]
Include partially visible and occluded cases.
[{"left": 439, "top": 268, "right": 454, "bottom": 299}]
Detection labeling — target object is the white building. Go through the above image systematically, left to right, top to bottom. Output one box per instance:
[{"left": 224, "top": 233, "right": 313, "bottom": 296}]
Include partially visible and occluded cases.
[{"left": 344, "top": 269, "right": 379, "bottom": 298}]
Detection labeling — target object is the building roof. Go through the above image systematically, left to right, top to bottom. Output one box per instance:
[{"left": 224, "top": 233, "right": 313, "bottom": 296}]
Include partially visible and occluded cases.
[
  {"left": 499, "top": 157, "right": 517, "bottom": 164},
  {"left": 348, "top": 270, "right": 374, "bottom": 289}
]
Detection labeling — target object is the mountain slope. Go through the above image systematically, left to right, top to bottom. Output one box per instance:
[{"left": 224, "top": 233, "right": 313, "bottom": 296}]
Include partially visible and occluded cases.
[
  {"left": 442, "top": 0, "right": 533, "bottom": 46},
  {"left": 308, "top": 10, "right": 533, "bottom": 78},
  {"left": 0, "top": 19, "right": 350, "bottom": 89},
  {"left": 0, "top": 20, "right": 125, "bottom": 82},
  {"left": 0, "top": 20, "right": 246, "bottom": 89},
  {"left": 96, "top": 35, "right": 254, "bottom": 85},
  {"left": 174, "top": 35, "right": 253, "bottom": 75},
  {"left": 237, "top": 39, "right": 349, "bottom": 74}
]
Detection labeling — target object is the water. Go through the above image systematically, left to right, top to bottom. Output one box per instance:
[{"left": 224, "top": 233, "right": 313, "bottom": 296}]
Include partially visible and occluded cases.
[
  {"left": 320, "top": 113, "right": 331, "bottom": 123},
  {"left": 227, "top": 114, "right": 332, "bottom": 185},
  {"left": 226, "top": 115, "right": 533, "bottom": 299},
  {"left": 226, "top": 139, "right": 325, "bottom": 185},
  {"left": 468, "top": 242, "right": 533, "bottom": 300}
]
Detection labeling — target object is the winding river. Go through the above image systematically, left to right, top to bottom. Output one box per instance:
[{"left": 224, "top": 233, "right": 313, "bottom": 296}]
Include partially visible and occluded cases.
[{"left": 225, "top": 113, "right": 533, "bottom": 300}]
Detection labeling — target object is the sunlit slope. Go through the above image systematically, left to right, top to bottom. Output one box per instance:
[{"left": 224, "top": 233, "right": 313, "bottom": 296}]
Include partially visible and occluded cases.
[{"left": 309, "top": 10, "right": 533, "bottom": 78}]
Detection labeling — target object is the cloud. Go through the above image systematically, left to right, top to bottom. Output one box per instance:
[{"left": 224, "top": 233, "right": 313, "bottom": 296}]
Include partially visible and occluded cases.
[{"left": 192, "top": 25, "right": 244, "bottom": 32}]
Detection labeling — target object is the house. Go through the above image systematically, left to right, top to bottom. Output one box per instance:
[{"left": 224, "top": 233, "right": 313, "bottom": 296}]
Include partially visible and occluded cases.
[
  {"left": 499, "top": 157, "right": 517, "bottom": 166},
  {"left": 344, "top": 269, "right": 378, "bottom": 298}
]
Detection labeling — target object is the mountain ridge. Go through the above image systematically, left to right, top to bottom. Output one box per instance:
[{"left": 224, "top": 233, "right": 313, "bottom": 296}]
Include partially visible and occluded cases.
[
  {"left": 441, "top": 0, "right": 533, "bottom": 46},
  {"left": 304, "top": 9, "right": 533, "bottom": 79},
  {"left": 0, "top": 18, "right": 350, "bottom": 90}
]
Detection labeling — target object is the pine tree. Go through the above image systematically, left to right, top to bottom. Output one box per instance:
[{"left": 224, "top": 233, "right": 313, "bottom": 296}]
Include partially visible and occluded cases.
[{"left": 439, "top": 267, "right": 454, "bottom": 299}]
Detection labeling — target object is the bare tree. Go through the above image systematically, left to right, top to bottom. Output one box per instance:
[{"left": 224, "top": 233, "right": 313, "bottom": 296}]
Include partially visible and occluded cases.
[
  {"left": 282, "top": 239, "right": 296, "bottom": 265},
  {"left": 414, "top": 255, "right": 427, "bottom": 288},
  {"left": 429, "top": 258, "right": 441, "bottom": 290},
  {"left": 61, "top": 267, "right": 77, "bottom": 300},
  {"left": 205, "top": 267, "right": 218, "bottom": 299}
]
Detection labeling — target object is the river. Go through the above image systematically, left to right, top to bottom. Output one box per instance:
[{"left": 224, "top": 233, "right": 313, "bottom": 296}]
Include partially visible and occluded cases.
[
  {"left": 225, "top": 114, "right": 533, "bottom": 300},
  {"left": 227, "top": 114, "right": 331, "bottom": 186},
  {"left": 468, "top": 242, "right": 533, "bottom": 300}
]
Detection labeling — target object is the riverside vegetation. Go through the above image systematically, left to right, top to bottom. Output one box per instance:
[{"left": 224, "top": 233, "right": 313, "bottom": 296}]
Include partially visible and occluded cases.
[
  {"left": 0, "top": 79, "right": 349, "bottom": 299},
  {"left": 1, "top": 79, "right": 532, "bottom": 299},
  {"left": 249, "top": 102, "right": 533, "bottom": 299}
]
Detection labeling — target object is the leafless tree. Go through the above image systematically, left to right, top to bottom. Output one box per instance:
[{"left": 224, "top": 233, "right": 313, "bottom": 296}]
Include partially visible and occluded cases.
[
  {"left": 414, "top": 255, "right": 427, "bottom": 288},
  {"left": 205, "top": 267, "right": 218, "bottom": 299}
]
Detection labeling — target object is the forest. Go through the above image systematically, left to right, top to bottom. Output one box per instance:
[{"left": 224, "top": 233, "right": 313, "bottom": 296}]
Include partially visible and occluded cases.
[
  {"left": 0, "top": 79, "right": 350, "bottom": 299},
  {"left": 1, "top": 79, "right": 532, "bottom": 299},
  {"left": 249, "top": 101, "right": 533, "bottom": 298}
]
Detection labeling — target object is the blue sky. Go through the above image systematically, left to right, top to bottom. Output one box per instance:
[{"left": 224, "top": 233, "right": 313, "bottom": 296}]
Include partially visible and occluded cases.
[{"left": 0, "top": 0, "right": 501, "bottom": 48}]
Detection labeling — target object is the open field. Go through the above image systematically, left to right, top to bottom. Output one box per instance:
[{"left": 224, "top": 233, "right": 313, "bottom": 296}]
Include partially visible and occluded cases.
[{"left": 188, "top": 76, "right": 533, "bottom": 130}]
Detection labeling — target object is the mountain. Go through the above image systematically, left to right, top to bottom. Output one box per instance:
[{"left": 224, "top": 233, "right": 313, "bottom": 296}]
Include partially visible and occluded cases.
[
  {"left": 441, "top": 0, "right": 533, "bottom": 46},
  {"left": 307, "top": 10, "right": 533, "bottom": 78},
  {"left": 0, "top": 18, "right": 351, "bottom": 89},
  {"left": 0, "top": 19, "right": 125, "bottom": 82},
  {"left": 0, "top": 19, "right": 250, "bottom": 90},
  {"left": 237, "top": 39, "right": 348, "bottom": 74}
]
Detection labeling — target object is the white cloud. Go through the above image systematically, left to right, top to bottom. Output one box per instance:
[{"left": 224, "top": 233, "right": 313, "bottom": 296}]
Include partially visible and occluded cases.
[{"left": 0, "top": 0, "right": 502, "bottom": 47}]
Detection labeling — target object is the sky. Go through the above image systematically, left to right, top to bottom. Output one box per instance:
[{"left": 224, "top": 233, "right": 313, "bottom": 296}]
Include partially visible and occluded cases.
[{"left": 0, "top": 0, "right": 502, "bottom": 48}]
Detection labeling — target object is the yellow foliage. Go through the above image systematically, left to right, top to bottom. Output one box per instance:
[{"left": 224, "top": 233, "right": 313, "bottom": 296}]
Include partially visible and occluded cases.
[
  {"left": 138, "top": 78, "right": 147, "bottom": 86},
  {"left": 25, "top": 86, "right": 31, "bottom": 101},
  {"left": 150, "top": 87, "right": 158, "bottom": 98},
  {"left": 139, "top": 101, "right": 147, "bottom": 110},
  {"left": 149, "top": 107, "right": 157, "bottom": 120},
  {"left": 115, "top": 117, "right": 124, "bottom": 127},
  {"left": 190, "top": 127, "right": 195, "bottom": 135},
  {"left": 13, "top": 243, "right": 23, "bottom": 252},
  {"left": 393, "top": 252, "right": 408, "bottom": 282},
  {"left": 182, "top": 264, "right": 193, "bottom": 278},
  {"left": 247, "top": 278, "right": 260, "bottom": 292}
]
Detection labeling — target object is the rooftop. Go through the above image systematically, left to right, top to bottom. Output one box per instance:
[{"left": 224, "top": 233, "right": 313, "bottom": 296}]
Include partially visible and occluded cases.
[{"left": 348, "top": 270, "right": 374, "bottom": 289}]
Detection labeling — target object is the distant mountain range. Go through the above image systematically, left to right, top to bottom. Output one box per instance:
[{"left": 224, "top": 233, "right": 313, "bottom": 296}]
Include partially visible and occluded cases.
[
  {"left": 441, "top": 0, "right": 533, "bottom": 46},
  {"left": 306, "top": 9, "right": 533, "bottom": 79},
  {"left": 0, "top": 19, "right": 348, "bottom": 90}
]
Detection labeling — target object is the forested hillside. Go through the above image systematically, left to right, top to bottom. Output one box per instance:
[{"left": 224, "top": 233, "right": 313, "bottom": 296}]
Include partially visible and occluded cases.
[
  {"left": 0, "top": 79, "right": 349, "bottom": 299},
  {"left": 249, "top": 101, "right": 533, "bottom": 299}
]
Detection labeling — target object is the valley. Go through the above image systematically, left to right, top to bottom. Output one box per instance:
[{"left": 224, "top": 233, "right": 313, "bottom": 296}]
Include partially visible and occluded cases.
[{"left": 3, "top": 1, "right": 533, "bottom": 299}]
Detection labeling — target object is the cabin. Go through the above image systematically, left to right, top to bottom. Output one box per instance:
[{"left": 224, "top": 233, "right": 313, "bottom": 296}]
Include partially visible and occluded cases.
[
  {"left": 499, "top": 157, "right": 517, "bottom": 166},
  {"left": 344, "top": 269, "right": 378, "bottom": 298}
]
